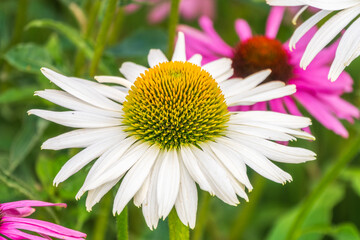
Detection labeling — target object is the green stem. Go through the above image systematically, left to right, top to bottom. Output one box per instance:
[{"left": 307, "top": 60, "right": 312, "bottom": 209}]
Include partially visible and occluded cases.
[
  {"left": 11, "top": 0, "right": 28, "bottom": 46},
  {"left": 74, "top": 0, "right": 101, "bottom": 76},
  {"left": 89, "top": 0, "right": 118, "bottom": 76},
  {"left": 167, "top": 0, "right": 181, "bottom": 57},
  {"left": 108, "top": 8, "right": 124, "bottom": 45},
  {"left": 287, "top": 134, "right": 360, "bottom": 240},
  {"left": 230, "top": 175, "right": 266, "bottom": 240},
  {"left": 192, "top": 192, "right": 211, "bottom": 240},
  {"left": 93, "top": 193, "right": 112, "bottom": 240},
  {"left": 116, "top": 206, "right": 128, "bottom": 240},
  {"left": 168, "top": 208, "right": 189, "bottom": 240}
]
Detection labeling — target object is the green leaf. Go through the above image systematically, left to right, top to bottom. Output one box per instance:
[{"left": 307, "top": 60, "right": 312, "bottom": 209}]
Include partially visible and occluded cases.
[
  {"left": 26, "top": 19, "right": 93, "bottom": 58},
  {"left": 108, "top": 28, "right": 168, "bottom": 58},
  {"left": 3, "top": 43, "right": 54, "bottom": 73},
  {"left": 0, "top": 86, "right": 38, "bottom": 104},
  {"left": 8, "top": 116, "right": 48, "bottom": 172},
  {"left": 36, "top": 152, "right": 87, "bottom": 200},
  {"left": 341, "top": 168, "right": 360, "bottom": 197},
  {"left": 266, "top": 183, "right": 345, "bottom": 240},
  {"left": 332, "top": 224, "right": 360, "bottom": 240}
]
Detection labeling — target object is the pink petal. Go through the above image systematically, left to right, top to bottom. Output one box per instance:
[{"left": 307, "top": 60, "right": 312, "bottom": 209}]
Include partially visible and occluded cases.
[
  {"left": 148, "top": 2, "right": 171, "bottom": 24},
  {"left": 266, "top": 7, "right": 285, "bottom": 39},
  {"left": 199, "top": 16, "right": 233, "bottom": 56},
  {"left": 235, "top": 19, "right": 252, "bottom": 42},
  {"left": 295, "top": 91, "right": 349, "bottom": 138},
  {"left": 317, "top": 94, "right": 360, "bottom": 122},
  {"left": 283, "top": 96, "right": 311, "bottom": 134},
  {"left": 269, "top": 98, "right": 287, "bottom": 114},
  {"left": 251, "top": 102, "right": 267, "bottom": 111},
  {"left": 1, "top": 201, "right": 66, "bottom": 211},
  {"left": 3, "top": 207, "right": 35, "bottom": 217},
  {"left": 3, "top": 217, "right": 86, "bottom": 238},
  {"left": 2, "top": 222, "right": 85, "bottom": 240},
  {"left": 0, "top": 228, "right": 49, "bottom": 240}
]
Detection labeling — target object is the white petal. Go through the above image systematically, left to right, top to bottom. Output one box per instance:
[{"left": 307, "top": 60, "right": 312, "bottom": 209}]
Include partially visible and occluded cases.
[
  {"left": 300, "top": 6, "right": 360, "bottom": 69},
  {"left": 289, "top": 10, "right": 331, "bottom": 50},
  {"left": 329, "top": 17, "right": 360, "bottom": 81},
  {"left": 172, "top": 32, "right": 186, "bottom": 62},
  {"left": 148, "top": 49, "right": 168, "bottom": 68},
  {"left": 188, "top": 54, "right": 202, "bottom": 66},
  {"left": 202, "top": 58, "right": 232, "bottom": 80},
  {"left": 120, "top": 62, "right": 147, "bottom": 83},
  {"left": 41, "top": 68, "right": 122, "bottom": 111},
  {"left": 214, "top": 68, "right": 234, "bottom": 83},
  {"left": 219, "top": 69, "right": 271, "bottom": 98},
  {"left": 94, "top": 76, "right": 133, "bottom": 89},
  {"left": 71, "top": 77, "right": 127, "bottom": 103},
  {"left": 226, "top": 83, "right": 296, "bottom": 106},
  {"left": 35, "top": 90, "right": 122, "bottom": 118},
  {"left": 28, "top": 110, "right": 120, "bottom": 128},
  {"left": 230, "top": 111, "right": 312, "bottom": 129},
  {"left": 228, "top": 121, "right": 315, "bottom": 141},
  {"left": 42, "top": 127, "right": 124, "bottom": 150},
  {"left": 229, "top": 133, "right": 316, "bottom": 163},
  {"left": 53, "top": 135, "right": 123, "bottom": 186},
  {"left": 218, "top": 137, "right": 293, "bottom": 184},
  {"left": 79, "top": 138, "right": 143, "bottom": 194},
  {"left": 206, "top": 142, "right": 252, "bottom": 190},
  {"left": 113, "top": 145, "right": 160, "bottom": 215},
  {"left": 180, "top": 146, "right": 213, "bottom": 193},
  {"left": 191, "top": 146, "right": 239, "bottom": 205},
  {"left": 157, "top": 150, "right": 180, "bottom": 219},
  {"left": 142, "top": 154, "right": 163, "bottom": 230},
  {"left": 175, "top": 160, "right": 198, "bottom": 229},
  {"left": 133, "top": 174, "right": 150, "bottom": 207},
  {"left": 86, "top": 177, "right": 121, "bottom": 211}
]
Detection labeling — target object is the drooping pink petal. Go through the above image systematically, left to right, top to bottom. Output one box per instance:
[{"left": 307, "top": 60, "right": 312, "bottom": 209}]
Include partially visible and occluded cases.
[
  {"left": 265, "top": 7, "right": 285, "bottom": 39},
  {"left": 199, "top": 16, "right": 233, "bottom": 57},
  {"left": 235, "top": 19, "right": 252, "bottom": 42},
  {"left": 295, "top": 92, "right": 349, "bottom": 138},
  {"left": 317, "top": 94, "right": 360, "bottom": 122},
  {"left": 283, "top": 96, "right": 311, "bottom": 134},
  {"left": 1, "top": 201, "right": 66, "bottom": 211},
  {"left": 2, "top": 207, "right": 35, "bottom": 217},
  {"left": 3, "top": 217, "right": 86, "bottom": 238},
  {"left": 1, "top": 222, "right": 85, "bottom": 240},
  {"left": 1, "top": 228, "right": 49, "bottom": 240}
]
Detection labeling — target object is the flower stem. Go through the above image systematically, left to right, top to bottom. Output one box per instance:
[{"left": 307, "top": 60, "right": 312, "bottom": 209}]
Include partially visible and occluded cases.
[
  {"left": 74, "top": 0, "right": 101, "bottom": 76},
  {"left": 89, "top": 0, "right": 118, "bottom": 76},
  {"left": 167, "top": 0, "right": 181, "bottom": 58},
  {"left": 287, "top": 134, "right": 360, "bottom": 240},
  {"left": 230, "top": 175, "right": 266, "bottom": 240},
  {"left": 192, "top": 192, "right": 211, "bottom": 240},
  {"left": 93, "top": 193, "right": 112, "bottom": 240},
  {"left": 116, "top": 206, "right": 128, "bottom": 240},
  {"left": 168, "top": 208, "right": 189, "bottom": 240}
]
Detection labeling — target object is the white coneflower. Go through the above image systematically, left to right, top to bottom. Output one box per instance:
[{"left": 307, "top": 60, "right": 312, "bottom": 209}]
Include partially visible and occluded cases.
[
  {"left": 267, "top": 0, "right": 360, "bottom": 81},
  {"left": 29, "top": 32, "right": 316, "bottom": 229}
]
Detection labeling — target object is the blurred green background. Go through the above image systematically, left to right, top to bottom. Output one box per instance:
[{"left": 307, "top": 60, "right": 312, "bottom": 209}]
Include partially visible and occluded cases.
[{"left": 1, "top": 0, "right": 360, "bottom": 239}]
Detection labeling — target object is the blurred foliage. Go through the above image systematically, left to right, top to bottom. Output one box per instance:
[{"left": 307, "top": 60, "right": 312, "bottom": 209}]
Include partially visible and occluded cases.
[{"left": 0, "top": 0, "right": 360, "bottom": 240}]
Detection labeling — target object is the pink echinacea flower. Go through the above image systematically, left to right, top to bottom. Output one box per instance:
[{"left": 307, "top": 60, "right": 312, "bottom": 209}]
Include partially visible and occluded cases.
[
  {"left": 125, "top": 0, "right": 215, "bottom": 24},
  {"left": 178, "top": 7, "right": 359, "bottom": 138},
  {"left": 0, "top": 200, "right": 86, "bottom": 240}
]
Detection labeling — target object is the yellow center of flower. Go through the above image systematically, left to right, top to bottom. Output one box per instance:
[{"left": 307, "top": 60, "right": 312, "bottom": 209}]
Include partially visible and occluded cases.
[{"left": 122, "top": 61, "right": 230, "bottom": 150}]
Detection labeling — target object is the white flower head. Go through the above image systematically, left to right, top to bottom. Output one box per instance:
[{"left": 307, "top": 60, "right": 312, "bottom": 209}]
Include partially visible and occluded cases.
[
  {"left": 267, "top": 0, "right": 360, "bottom": 81},
  {"left": 29, "top": 32, "right": 316, "bottom": 229}
]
